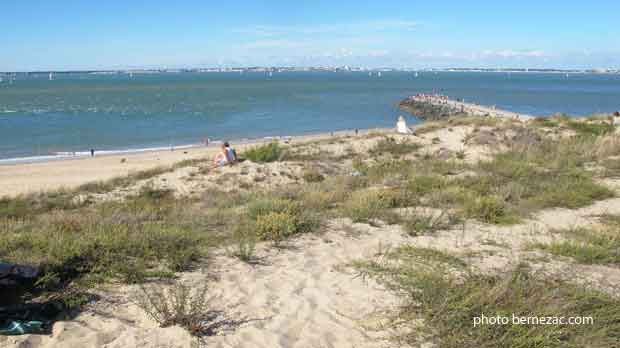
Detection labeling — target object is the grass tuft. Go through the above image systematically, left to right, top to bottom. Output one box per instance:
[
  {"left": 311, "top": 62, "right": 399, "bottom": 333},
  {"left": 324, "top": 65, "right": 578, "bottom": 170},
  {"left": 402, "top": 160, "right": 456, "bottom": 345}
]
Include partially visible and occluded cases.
[{"left": 243, "top": 142, "right": 284, "bottom": 163}]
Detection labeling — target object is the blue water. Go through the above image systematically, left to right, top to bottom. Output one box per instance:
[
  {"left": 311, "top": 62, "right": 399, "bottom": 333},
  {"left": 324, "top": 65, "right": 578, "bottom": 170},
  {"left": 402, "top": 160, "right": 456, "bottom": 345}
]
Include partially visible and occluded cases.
[{"left": 1, "top": 71, "right": 619, "bottom": 161}]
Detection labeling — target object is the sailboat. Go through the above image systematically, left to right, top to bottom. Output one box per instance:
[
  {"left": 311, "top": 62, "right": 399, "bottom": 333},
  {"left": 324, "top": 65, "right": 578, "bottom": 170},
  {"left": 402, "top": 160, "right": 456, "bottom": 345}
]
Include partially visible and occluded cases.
[
  {"left": 48, "top": 72, "right": 54, "bottom": 81},
  {"left": 377, "top": 72, "right": 382, "bottom": 77},
  {"left": 414, "top": 72, "right": 419, "bottom": 78}
]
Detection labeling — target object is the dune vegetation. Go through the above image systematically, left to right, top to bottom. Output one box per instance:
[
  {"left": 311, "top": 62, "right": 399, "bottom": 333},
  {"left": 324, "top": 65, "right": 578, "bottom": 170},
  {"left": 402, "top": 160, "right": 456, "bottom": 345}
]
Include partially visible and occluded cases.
[{"left": 2, "top": 115, "right": 620, "bottom": 346}]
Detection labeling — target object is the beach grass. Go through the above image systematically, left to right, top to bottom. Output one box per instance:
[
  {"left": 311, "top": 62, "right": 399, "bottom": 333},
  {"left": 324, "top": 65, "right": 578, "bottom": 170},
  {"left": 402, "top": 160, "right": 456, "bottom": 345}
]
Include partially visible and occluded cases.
[
  {"left": 533, "top": 223, "right": 620, "bottom": 266},
  {"left": 354, "top": 247, "right": 620, "bottom": 348}
]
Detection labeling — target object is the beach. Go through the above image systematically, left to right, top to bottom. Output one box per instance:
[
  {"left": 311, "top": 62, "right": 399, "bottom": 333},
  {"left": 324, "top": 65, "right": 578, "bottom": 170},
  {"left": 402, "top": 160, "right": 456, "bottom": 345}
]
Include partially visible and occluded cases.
[
  {"left": 3, "top": 114, "right": 620, "bottom": 348},
  {"left": 0, "top": 128, "right": 386, "bottom": 197}
]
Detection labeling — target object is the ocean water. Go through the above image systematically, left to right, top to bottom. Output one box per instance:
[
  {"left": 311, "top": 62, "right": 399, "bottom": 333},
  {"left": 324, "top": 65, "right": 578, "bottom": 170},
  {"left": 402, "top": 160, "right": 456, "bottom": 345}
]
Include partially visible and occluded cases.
[{"left": 1, "top": 71, "right": 619, "bottom": 162}]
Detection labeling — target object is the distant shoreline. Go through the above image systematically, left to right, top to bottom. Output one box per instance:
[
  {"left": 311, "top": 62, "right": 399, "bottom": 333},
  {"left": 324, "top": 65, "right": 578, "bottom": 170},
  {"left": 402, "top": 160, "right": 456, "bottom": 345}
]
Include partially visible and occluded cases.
[
  {"left": 1, "top": 68, "right": 618, "bottom": 75},
  {"left": 0, "top": 126, "right": 391, "bottom": 197},
  {"left": 0, "top": 127, "right": 389, "bottom": 166}
]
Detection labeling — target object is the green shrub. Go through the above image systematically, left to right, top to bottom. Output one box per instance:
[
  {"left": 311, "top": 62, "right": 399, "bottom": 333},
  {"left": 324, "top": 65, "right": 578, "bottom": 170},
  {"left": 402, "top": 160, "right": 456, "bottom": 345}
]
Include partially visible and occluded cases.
[
  {"left": 369, "top": 137, "right": 421, "bottom": 156},
  {"left": 243, "top": 142, "right": 283, "bottom": 163},
  {"left": 302, "top": 168, "right": 325, "bottom": 183},
  {"left": 406, "top": 175, "right": 446, "bottom": 197},
  {"left": 342, "top": 190, "right": 397, "bottom": 223},
  {"left": 0, "top": 191, "right": 79, "bottom": 219},
  {"left": 464, "top": 195, "right": 518, "bottom": 225},
  {"left": 246, "top": 197, "right": 318, "bottom": 243},
  {"left": 247, "top": 198, "right": 301, "bottom": 220},
  {"left": 404, "top": 210, "right": 459, "bottom": 236},
  {"left": 255, "top": 212, "right": 298, "bottom": 243},
  {"left": 230, "top": 221, "right": 257, "bottom": 263},
  {"left": 137, "top": 281, "right": 215, "bottom": 337}
]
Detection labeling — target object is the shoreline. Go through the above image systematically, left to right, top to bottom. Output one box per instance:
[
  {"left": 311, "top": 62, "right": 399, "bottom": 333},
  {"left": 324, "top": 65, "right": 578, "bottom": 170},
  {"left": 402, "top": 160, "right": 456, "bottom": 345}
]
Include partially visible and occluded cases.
[
  {"left": 0, "top": 127, "right": 390, "bottom": 197},
  {"left": 0, "top": 127, "right": 387, "bottom": 166}
]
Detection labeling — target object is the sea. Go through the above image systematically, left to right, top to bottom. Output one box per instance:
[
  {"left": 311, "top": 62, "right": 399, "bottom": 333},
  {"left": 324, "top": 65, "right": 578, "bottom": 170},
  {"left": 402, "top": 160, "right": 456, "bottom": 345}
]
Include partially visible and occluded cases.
[{"left": 1, "top": 71, "right": 619, "bottom": 163}]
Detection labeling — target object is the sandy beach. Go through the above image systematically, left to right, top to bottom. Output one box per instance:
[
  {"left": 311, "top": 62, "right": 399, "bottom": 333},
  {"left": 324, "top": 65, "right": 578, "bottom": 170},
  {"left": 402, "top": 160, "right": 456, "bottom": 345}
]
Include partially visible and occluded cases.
[{"left": 0, "top": 128, "right": 387, "bottom": 198}]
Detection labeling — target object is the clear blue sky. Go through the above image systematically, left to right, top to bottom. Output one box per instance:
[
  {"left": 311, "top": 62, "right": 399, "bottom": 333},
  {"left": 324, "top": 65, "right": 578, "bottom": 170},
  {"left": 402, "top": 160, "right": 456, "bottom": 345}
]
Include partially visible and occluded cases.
[{"left": 2, "top": 0, "right": 619, "bottom": 71}]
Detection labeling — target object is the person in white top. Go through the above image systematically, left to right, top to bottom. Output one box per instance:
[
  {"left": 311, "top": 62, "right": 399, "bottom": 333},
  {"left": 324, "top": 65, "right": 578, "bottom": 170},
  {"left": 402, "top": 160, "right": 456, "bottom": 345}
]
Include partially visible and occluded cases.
[{"left": 396, "top": 115, "right": 413, "bottom": 134}]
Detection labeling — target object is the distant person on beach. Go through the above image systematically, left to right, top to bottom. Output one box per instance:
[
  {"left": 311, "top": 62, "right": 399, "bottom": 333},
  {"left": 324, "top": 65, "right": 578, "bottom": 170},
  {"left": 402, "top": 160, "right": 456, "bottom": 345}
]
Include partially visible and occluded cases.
[{"left": 90, "top": 149, "right": 95, "bottom": 157}]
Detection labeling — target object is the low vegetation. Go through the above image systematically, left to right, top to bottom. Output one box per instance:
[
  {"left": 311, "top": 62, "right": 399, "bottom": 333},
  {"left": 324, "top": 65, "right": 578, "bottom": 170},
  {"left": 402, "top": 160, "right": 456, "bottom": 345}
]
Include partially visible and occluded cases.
[
  {"left": 369, "top": 136, "right": 421, "bottom": 156},
  {"left": 242, "top": 142, "right": 284, "bottom": 163},
  {"left": 533, "top": 222, "right": 620, "bottom": 265},
  {"left": 354, "top": 247, "right": 620, "bottom": 348},
  {"left": 136, "top": 281, "right": 217, "bottom": 337}
]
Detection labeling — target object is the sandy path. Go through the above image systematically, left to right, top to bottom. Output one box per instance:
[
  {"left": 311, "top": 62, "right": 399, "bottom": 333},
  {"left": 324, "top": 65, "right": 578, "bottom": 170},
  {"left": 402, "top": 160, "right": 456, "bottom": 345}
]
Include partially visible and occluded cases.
[{"left": 203, "top": 220, "right": 408, "bottom": 348}]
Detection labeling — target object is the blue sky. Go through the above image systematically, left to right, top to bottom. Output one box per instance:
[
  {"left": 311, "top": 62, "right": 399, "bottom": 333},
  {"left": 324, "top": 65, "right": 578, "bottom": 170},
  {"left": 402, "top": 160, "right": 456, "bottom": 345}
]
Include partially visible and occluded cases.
[{"left": 2, "top": 0, "right": 619, "bottom": 71}]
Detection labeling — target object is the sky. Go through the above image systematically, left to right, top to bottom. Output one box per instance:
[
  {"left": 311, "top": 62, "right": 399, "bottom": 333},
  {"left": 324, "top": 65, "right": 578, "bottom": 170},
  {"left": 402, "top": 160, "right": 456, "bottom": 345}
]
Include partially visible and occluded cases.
[{"left": 1, "top": 0, "right": 619, "bottom": 71}]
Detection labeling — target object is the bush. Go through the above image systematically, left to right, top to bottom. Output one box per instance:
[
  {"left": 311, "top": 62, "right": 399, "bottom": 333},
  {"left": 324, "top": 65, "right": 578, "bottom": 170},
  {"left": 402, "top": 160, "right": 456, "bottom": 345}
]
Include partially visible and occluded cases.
[
  {"left": 369, "top": 137, "right": 421, "bottom": 156},
  {"left": 243, "top": 142, "right": 283, "bottom": 163},
  {"left": 302, "top": 168, "right": 325, "bottom": 183},
  {"left": 406, "top": 175, "right": 446, "bottom": 197},
  {"left": 342, "top": 190, "right": 397, "bottom": 223},
  {"left": 464, "top": 195, "right": 518, "bottom": 225},
  {"left": 246, "top": 197, "right": 318, "bottom": 243},
  {"left": 247, "top": 198, "right": 301, "bottom": 220},
  {"left": 404, "top": 210, "right": 459, "bottom": 236},
  {"left": 255, "top": 212, "right": 298, "bottom": 243},
  {"left": 230, "top": 222, "right": 257, "bottom": 263},
  {"left": 137, "top": 281, "right": 217, "bottom": 337}
]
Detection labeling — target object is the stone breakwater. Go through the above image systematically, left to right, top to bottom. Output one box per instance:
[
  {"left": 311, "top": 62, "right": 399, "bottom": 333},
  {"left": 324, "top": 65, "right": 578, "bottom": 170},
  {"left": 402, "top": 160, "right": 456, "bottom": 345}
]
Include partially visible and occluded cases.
[{"left": 399, "top": 94, "right": 535, "bottom": 121}]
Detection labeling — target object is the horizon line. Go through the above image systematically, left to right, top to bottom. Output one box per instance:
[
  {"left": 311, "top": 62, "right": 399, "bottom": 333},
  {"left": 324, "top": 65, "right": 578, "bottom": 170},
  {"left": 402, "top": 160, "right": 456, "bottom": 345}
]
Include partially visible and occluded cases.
[{"left": 2, "top": 66, "right": 619, "bottom": 74}]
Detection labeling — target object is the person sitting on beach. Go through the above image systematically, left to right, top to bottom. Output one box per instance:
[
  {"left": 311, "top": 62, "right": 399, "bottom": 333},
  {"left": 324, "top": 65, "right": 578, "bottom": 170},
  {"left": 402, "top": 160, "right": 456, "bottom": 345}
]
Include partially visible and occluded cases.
[
  {"left": 396, "top": 115, "right": 414, "bottom": 134},
  {"left": 224, "top": 141, "right": 237, "bottom": 164},
  {"left": 212, "top": 144, "right": 231, "bottom": 168}
]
